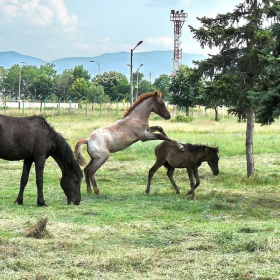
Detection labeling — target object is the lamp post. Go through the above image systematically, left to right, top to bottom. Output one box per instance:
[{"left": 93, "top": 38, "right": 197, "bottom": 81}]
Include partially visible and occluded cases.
[
  {"left": 130, "top": 40, "right": 143, "bottom": 105},
  {"left": 90, "top": 60, "right": 100, "bottom": 75},
  {"left": 18, "top": 61, "right": 29, "bottom": 101},
  {"left": 135, "top": 64, "right": 143, "bottom": 100}
]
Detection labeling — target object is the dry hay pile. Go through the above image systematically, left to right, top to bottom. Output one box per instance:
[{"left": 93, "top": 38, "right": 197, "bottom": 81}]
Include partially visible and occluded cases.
[{"left": 25, "top": 217, "right": 52, "bottom": 239}]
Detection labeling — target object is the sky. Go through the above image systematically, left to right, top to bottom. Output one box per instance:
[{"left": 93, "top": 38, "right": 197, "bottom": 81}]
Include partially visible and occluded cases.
[{"left": 0, "top": 0, "right": 242, "bottom": 62}]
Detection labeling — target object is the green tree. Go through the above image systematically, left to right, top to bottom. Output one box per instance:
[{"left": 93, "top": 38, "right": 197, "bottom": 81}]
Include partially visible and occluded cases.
[
  {"left": 189, "top": 0, "right": 280, "bottom": 177},
  {"left": 253, "top": 17, "right": 280, "bottom": 125},
  {"left": 3, "top": 65, "right": 20, "bottom": 99},
  {"left": 21, "top": 65, "right": 40, "bottom": 99},
  {"left": 72, "top": 65, "right": 91, "bottom": 81},
  {"left": 169, "top": 65, "right": 199, "bottom": 116},
  {"left": 0, "top": 67, "right": 8, "bottom": 98},
  {"left": 53, "top": 70, "right": 74, "bottom": 101},
  {"left": 92, "top": 71, "right": 128, "bottom": 100},
  {"left": 30, "top": 74, "right": 53, "bottom": 100},
  {"left": 153, "top": 74, "right": 171, "bottom": 101},
  {"left": 111, "top": 77, "right": 130, "bottom": 101},
  {"left": 70, "top": 78, "right": 90, "bottom": 100},
  {"left": 137, "top": 80, "right": 155, "bottom": 97},
  {"left": 87, "top": 84, "right": 105, "bottom": 103}
]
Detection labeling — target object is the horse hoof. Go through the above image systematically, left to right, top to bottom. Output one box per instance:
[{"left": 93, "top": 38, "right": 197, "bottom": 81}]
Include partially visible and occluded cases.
[
  {"left": 178, "top": 144, "right": 184, "bottom": 152},
  {"left": 14, "top": 200, "right": 23, "bottom": 205},
  {"left": 37, "top": 203, "right": 49, "bottom": 207}
]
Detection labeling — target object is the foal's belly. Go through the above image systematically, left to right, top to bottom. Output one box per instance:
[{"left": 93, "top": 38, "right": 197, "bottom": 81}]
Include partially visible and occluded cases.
[{"left": 166, "top": 154, "right": 186, "bottom": 168}]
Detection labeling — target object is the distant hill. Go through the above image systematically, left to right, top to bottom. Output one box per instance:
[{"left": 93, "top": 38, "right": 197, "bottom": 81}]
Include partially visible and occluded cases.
[
  {"left": 0, "top": 51, "right": 205, "bottom": 80},
  {"left": 0, "top": 51, "right": 46, "bottom": 68}
]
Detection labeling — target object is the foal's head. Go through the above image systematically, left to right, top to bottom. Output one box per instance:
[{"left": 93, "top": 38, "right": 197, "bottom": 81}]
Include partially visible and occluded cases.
[
  {"left": 152, "top": 91, "right": 171, "bottom": 120},
  {"left": 205, "top": 147, "right": 220, "bottom": 176}
]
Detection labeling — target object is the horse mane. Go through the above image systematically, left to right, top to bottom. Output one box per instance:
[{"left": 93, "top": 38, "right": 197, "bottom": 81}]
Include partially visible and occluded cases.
[
  {"left": 123, "top": 91, "right": 162, "bottom": 118},
  {"left": 39, "top": 116, "right": 83, "bottom": 179},
  {"left": 186, "top": 143, "right": 219, "bottom": 153}
]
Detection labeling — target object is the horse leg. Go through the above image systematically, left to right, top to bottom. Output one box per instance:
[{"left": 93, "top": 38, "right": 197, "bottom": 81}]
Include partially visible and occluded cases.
[
  {"left": 149, "top": 126, "right": 168, "bottom": 136},
  {"left": 143, "top": 128, "right": 184, "bottom": 151},
  {"left": 85, "top": 155, "right": 109, "bottom": 194},
  {"left": 34, "top": 156, "right": 48, "bottom": 206},
  {"left": 14, "top": 159, "right": 33, "bottom": 205},
  {"left": 84, "top": 159, "right": 94, "bottom": 193},
  {"left": 146, "top": 162, "right": 163, "bottom": 194},
  {"left": 166, "top": 166, "right": 180, "bottom": 194},
  {"left": 186, "top": 167, "right": 196, "bottom": 199},
  {"left": 188, "top": 168, "right": 200, "bottom": 194}
]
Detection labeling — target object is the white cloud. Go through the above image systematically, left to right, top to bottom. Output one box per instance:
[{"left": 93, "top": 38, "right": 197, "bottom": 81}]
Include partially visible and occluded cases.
[
  {"left": 1, "top": 0, "right": 77, "bottom": 29},
  {"left": 49, "top": 0, "right": 77, "bottom": 26},
  {"left": 99, "top": 37, "right": 111, "bottom": 43},
  {"left": 146, "top": 37, "right": 173, "bottom": 48},
  {"left": 73, "top": 42, "right": 91, "bottom": 51}
]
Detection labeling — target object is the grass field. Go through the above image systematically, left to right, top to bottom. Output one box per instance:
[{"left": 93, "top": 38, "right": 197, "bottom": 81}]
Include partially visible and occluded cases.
[{"left": 0, "top": 108, "right": 280, "bottom": 279}]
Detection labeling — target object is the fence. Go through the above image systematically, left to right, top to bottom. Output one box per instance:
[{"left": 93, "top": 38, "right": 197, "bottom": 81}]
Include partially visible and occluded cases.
[{"left": 0, "top": 100, "right": 227, "bottom": 119}]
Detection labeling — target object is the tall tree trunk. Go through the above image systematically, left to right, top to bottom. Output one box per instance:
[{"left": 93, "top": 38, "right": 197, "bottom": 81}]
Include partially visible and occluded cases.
[
  {"left": 185, "top": 105, "right": 190, "bottom": 116},
  {"left": 214, "top": 107, "right": 218, "bottom": 121},
  {"left": 246, "top": 107, "right": 255, "bottom": 177}
]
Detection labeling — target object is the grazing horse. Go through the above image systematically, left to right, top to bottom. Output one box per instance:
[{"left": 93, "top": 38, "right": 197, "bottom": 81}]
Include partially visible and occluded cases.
[
  {"left": 74, "top": 91, "right": 183, "bottom": 194},
  {"left": 0, "top": 115, "right": 82, "bottom": 206},
  {"left": 146, "top": 141, "right": 219, "bottom": 199}
]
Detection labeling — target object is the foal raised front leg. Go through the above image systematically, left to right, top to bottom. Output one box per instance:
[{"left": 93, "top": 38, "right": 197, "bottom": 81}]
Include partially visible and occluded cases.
[{"left": 15, "top": 159, "right": 33, "bottom": 205}]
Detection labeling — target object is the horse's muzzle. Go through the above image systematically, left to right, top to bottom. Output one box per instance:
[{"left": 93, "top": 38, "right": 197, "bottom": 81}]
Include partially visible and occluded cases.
[
  {"left": 165, "top": 113, "right": 171, "bottom": 120},
  {"left": 213, "top": 170, "right": 219, "bottom": 176}
]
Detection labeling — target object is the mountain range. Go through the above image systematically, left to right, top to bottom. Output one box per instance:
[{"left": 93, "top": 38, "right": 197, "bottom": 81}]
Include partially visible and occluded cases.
[{"left": 0, "top": 51, "right": 205, "bottom": 80}]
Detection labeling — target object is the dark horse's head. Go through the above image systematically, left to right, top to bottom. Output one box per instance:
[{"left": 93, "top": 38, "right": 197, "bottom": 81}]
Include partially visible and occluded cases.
[
  {"left": 51, "top": 131, "right": 83, "bottom": 205},
  {"left": 205, "top": 146, "right": 220, "bottom": 176},
  {"left": 60, "top": 170, "right": 82, "bottom": 205}
]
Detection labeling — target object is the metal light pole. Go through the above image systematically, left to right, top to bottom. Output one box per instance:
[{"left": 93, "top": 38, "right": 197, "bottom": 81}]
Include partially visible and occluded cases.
[
  {"left": 130, "top": 40, "right": 143, "bottom": 105},
  {"left": 90, "top": 60, "right": 100, "bottom": 75},
  {"left": 18, "top": 61, "right": 29, "bottom": 100},
  {"left": 135, "top": 64, "right": 143, "bottom": 100}
]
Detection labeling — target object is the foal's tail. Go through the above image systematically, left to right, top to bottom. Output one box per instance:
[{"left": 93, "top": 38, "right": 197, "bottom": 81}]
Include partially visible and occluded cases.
[{"left": 74, "top": 139, "right": 88, "bottom": 166}]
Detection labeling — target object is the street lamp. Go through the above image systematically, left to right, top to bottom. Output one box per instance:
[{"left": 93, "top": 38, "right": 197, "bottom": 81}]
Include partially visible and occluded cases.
[
  {"left": 130, "top": 40, "right": 143, "bottom": 105},
  {"left": 90, "top": 60, "right": 100, "bottom": 75},
  {"left": 18, "top": 61, "right": 29, "bottom": 100},
  {"left": 135, "top": 64, "right": 143, "bottom": 100}
]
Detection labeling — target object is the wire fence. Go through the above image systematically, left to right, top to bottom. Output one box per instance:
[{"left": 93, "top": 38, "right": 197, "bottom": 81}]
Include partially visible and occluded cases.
[{"left": 0, "top": 100, "right": 228, "bottom": 120}]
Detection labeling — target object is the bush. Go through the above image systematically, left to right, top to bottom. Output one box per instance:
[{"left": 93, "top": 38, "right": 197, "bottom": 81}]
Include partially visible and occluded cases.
[{"left": 174, "top": 114, "right": 193, "bottom": 123}]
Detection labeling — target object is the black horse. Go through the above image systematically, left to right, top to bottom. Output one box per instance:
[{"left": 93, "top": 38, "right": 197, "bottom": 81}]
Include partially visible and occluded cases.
[{"left": 0, "top": 115, "right": 82, "bottom": 206}]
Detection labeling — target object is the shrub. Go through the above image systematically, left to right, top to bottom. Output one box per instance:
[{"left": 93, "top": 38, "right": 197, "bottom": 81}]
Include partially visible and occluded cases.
[{"left": 174, "top": 114, "right": 193, "bottom": 123}]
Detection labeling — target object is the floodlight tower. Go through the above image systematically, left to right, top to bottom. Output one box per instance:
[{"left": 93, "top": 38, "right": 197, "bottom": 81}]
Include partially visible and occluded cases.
[{"left": 170, "top": 10, "right": 188, "bottom": 73}]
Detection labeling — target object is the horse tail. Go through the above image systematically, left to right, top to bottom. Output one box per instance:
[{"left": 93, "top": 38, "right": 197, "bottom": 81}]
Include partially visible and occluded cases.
[
  {"left": 74, "top": 139, "right": 88, "bottom": 166},
  {"left": 155, "top": 143, "right": 170, "bottom": 169}
]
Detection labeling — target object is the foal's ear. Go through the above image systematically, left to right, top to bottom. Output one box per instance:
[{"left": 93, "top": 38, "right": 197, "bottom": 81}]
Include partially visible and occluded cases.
[{"left": 154, "top": 91, "right": 162, "bottom": 98}]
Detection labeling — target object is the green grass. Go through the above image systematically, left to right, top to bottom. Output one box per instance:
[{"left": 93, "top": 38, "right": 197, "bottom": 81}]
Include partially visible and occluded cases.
[{"left": 0, "top": 111, "right": 280, "bottom": 279}]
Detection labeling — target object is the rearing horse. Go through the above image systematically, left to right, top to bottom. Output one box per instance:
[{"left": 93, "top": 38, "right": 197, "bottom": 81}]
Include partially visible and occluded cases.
[{"left": 74, "top": 91, "right": 183, "bottom": 194}]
